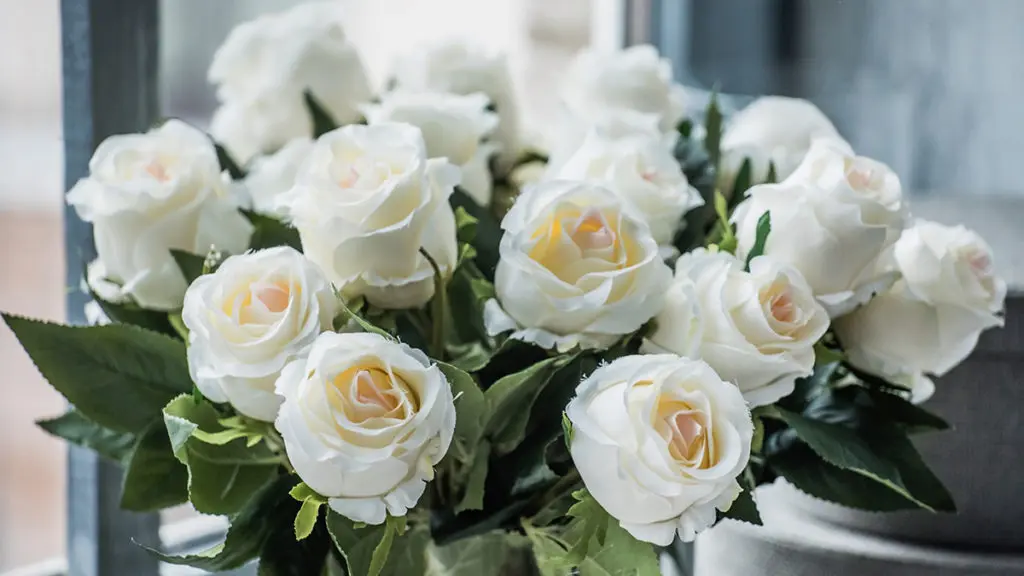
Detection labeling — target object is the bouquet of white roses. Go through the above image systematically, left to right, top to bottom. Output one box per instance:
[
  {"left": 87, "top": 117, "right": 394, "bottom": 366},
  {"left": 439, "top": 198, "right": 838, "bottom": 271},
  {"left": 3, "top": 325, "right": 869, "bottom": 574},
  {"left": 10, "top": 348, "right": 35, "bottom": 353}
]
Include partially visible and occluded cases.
[{"left": 5, "top": 3, "right": 1006, "bottom": 575}]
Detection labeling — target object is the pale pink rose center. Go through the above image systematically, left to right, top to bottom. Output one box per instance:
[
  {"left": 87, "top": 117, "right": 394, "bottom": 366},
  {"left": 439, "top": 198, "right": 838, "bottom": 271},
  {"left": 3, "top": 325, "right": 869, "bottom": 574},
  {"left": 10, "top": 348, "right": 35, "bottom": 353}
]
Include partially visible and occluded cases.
[
  {"left": 844, "top": 157, "right": 882, "bottom": 191},
  {"left": 145, "top": 161, "right": 170, "bottom": 182},
  {"left": 338, "top": 165, "right": 360, "bottom": 187},
  {"left": 570, "top": 210, "right": 614, "bottom": 250},
  {"left": 968, "top": 250, "right": 992, "bottom": 275},
  {"left": 255, "top": 284, "right": 290, "bottom": 313},
  {"left": 770, "top": 290, "right": 796, "bottom": 323},
  {"left": 354, "top": 369, "right": 399, "bottom": 412},
  {"left": 667, "top": 409, "right": 706, "bottom": 464}
]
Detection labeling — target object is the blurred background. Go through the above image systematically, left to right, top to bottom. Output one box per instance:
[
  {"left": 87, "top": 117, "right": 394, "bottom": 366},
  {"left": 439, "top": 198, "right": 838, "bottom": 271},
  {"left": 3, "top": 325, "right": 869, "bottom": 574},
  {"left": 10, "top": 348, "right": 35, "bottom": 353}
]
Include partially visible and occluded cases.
[{"left": 1, "top": 0, "right": 1021, "bottom": 572}]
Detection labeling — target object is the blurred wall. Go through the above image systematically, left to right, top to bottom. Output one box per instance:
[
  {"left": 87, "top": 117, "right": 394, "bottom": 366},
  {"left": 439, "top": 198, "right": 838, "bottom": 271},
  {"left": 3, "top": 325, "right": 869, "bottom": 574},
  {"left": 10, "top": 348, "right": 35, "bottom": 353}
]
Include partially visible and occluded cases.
[{"left": 679, "top": 0, "right": 1023, "bottom": 195}]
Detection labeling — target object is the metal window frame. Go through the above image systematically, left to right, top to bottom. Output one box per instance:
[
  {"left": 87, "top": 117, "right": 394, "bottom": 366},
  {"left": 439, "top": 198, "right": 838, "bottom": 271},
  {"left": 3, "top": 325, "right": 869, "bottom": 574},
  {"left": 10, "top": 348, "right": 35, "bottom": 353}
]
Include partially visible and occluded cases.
[{"left": 61, "top": 1, "right": 163, "bottom": 575}]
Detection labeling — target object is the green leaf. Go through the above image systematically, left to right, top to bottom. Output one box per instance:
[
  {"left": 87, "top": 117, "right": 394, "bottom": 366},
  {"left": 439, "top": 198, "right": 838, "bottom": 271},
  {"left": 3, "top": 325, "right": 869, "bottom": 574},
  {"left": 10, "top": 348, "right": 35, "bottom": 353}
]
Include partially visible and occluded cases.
[
  {"left": 304, "top": 90, "right": 339, "bottom": 138},
  {"left": 704, "top": 92, "right": 723, "bottom": 171},
  {"left": 676, "top": 118, "right": 694, "bottom": 139},
  {"left": 213, "top": 140, "right": 246, "bottom": 180},
  {"left": 731, "top": 157, "right": 753, "bottom": 201},
  {"left": 766, "top": 161, "right": 779, "bottom": 184},
  {"left": 450, "top": 188, "right": 501, "bottom": 280},
  {"left": 455, "top": 206, "right": 478, "bottom": 244},
  {"left": 243, "top": 210, "right": 303, "bottom": 252},
  {"left": 744, "top": 211, "right": 771, "bottom": 269},
  {"left": 170, "top": 249, "right": 206, "bottom": 285},
  {"left": 90, "top": 294, "right": 176, "bottom": 336},
  {"left": 338, "top": 294, "right": 396, "bottom": 341},
  {"left": 169, "top": 313, "right": 189, "bottom": 341},
  {"left": 2, "top": 315, "right": 191, "bottom": 433},
  {"left": 446, "top": 341, "right": 492, "bottom": 373},
  {"left": 484, "top": 355, "right": 575, "bottom": 454},
  {"left": 438, "top": 362, "right": 488, "bottom": 452},
  {"left": 867, "top": 388, "right": 950, "bottom": 434},
  {"left": 163, "top": 395, "right": 280, "bottom": 515},
  {"left": 774, "top": 407, "right": 952, "bottom": 511},
  {"left": 37, "top": 410, "right": 136, "bottom": 463},
  {"left": 561, "top": 413, "right": 573, "bottom": 451},
  {"left": 751, "top": 415, "right": 765, "bottom": 454},
  {"left": 120, "top": 420, "right": 189, "bottom": 511},
  {"left": 190, "top": 427, "right": 252, "bottom": 446},
  {"left": 880, "top": 429, "right": 956, "bottom": 512},
  {"left": 455, "top": 439, "right": 490, "bottom": 514},
  {"left": 771, "top": 446, "right": 923, "bottom": 512},
  {"left": 142, "top": 471, "right": 297, "bottom": 570},
  {"left": 290, "top": 482, "right": 327, "bottom": 504},
  {"left": 720, "top": 485, "right": 761, "bottom": 526},
  {"left": 563, "top": 490, "right": 660, "bottom": 576},
  {"left": 563, "top": 490, "right": 606, "bottom": 563},
  {"left": 294, "top": 499, "right": 323, "bottom": 541},
  {"left": 257, "top": 512, "right": 331, "bottom": 576},
  {"left": 327, "top": 513, "right": 429, "bottom": 576},
  {"left": 367, "top": 516, "right": 406, "bottom": 576},
  {"left": 577, "top": 520, "right": 660, "bottom": 576},
  {"left": 521, "top": 521, "right": 573, "bottom": 576},
  {"left": 427, "top": 531, "right": 531, "bottom": 576}
]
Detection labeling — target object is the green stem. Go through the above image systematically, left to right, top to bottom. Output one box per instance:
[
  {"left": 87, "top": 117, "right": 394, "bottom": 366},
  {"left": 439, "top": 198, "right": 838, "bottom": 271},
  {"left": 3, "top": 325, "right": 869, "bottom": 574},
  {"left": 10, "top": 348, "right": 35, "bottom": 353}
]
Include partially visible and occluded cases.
[{"left": 419, "top": 248, "right": 448, "bottom": 360}]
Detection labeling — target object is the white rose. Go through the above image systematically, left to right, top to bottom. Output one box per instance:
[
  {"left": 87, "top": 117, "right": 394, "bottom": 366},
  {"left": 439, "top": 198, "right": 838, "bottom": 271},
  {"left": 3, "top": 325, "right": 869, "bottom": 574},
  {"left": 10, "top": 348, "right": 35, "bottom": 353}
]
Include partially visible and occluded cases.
[
  {"left": 208, "top": 2, "right": 373, "bottom": 163},
  {"left": 391, "top": 40, "right": 520, "bottom": 169},
  {"left": 560, "top": 44, "right": 686, "bottom": 134},
  {"left": 361, "top": 91, "right": 499, "bottom": 205},
  {"left": 721, "top": 96, "right": 850, "bottom": 184},
  {"left": 545, "top": 109, "right": 674, "bottom": 180},
  {"left": 67, "top": 120, "right": 253, "bottom": 310},
  {"left": 278, "top": 123, "right": 459, "bottom": 310},
  {"left": 549, "top": 127, "right": 703, "bottom": 246},
  {"left": 243, "top": 138, "right": 313, "bottom": 217},
  {"left": 734, "top": 141, "right": 908, "bottom": 317},
  {"left": 484, "top": 180, "right": 672, "bottom": 351},
  {"left": 835, "top": 220, "right": 1006, "bottom": 401},
  {"left": 181, "top": 247, "right": 339, "bottom": 421},
  {"left": 643, "top": 250, "right": 830, "bottom": 406},
  {"left": 274, "top": 331, "right": 456, "bottom": 525},
  {"left": 566, "top": 354, "right": 753, "bottom": 545}
]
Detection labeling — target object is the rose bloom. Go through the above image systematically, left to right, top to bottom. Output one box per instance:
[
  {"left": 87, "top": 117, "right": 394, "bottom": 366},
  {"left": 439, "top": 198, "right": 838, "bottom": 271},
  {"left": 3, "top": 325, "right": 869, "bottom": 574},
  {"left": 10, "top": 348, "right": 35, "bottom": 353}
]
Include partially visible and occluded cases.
[
  {"left": 208, "top": 2, "right": 373, "bottom": 163},
  {"left": 391, "top": 40, "right": 521, "bottom": 170},
  {"left": 560, "top": 44, "right": 687, "bottom": 133},
  {"left": 361, "top": 90, "right": 499, "bottom": 206},
  {"left": 720, "top": 95, "right": 849, "bottom": 185},
  {"left": 67, "top": 119, "right": 252, "bottom": 310},
  {"left": 278, "top": 123, "right": 459, "bottom": 310},
  {"left": 549, "top": 125, "right": 703, "bottom": 246},
  {"left": 242, "top": 138, "right": 314, "bottom": 217},
  {"left": 733, "top": 139, "right": 908, "bottom": 317},
  {"left": 484, "top": 180, "right": 672, "bottom": 351},
  {"left": 835, "top": 219, "right": 1006, "bottom": 402},
  {"left": 182, "top": 247, "right": 339, "bottom": 421},
  {"left": 644, "top": 250, "right": 830, "bottom": 406},
  {"left": 275, "top": 332, "right": 456, "bottom": 525},
  {"left": 567, "top": 354, "right": 754, "bottom": 545}
]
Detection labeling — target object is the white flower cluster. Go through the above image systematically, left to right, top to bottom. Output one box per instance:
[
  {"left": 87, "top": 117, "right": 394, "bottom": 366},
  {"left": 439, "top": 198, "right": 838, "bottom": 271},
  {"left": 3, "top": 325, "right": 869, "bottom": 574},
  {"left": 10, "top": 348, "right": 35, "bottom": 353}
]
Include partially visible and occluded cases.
[{"left": 64, "top": 1, "right": 1004, "bottom": 547}]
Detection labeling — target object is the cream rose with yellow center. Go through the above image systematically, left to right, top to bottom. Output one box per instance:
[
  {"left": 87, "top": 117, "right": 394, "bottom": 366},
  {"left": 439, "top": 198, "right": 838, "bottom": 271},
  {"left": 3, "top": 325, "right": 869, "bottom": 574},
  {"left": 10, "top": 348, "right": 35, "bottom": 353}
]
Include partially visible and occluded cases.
[
  {"left": 484, "top": 180, "right": 671, "bottom": 351},
  {"left": 274, "top": 332, "right": 456, "bottom": 525},
  {"left": 566, "top": 354, "right": 753, "bottom": 545}
]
